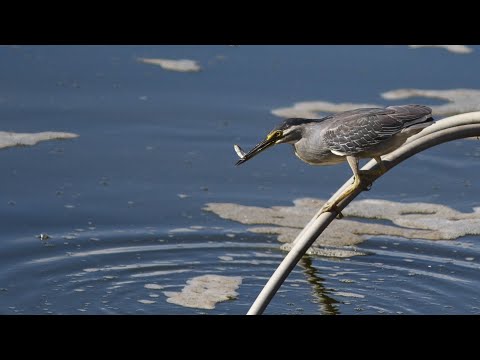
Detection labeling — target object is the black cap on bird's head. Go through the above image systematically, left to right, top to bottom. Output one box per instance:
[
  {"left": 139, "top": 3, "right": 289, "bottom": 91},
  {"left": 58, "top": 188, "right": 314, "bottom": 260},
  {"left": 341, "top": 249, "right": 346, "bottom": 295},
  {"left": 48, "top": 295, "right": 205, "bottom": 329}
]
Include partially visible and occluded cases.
[{"left": 235, "top": 118, "right": 317, "bottom": 166}]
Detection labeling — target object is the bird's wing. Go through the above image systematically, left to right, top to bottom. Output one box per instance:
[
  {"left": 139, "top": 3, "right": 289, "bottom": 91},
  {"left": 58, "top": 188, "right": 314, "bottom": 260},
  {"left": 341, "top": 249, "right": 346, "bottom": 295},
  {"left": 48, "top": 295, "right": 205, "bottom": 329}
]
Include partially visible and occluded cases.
[{"left": 323, "top": 105, "right": 432, "bottom": 156}]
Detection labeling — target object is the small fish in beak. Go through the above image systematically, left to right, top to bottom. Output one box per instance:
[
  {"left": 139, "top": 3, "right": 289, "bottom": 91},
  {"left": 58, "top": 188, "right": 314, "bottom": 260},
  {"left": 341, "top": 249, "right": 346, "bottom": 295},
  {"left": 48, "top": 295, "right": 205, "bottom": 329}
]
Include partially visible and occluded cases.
[
  {"left": 234, "top": 131, "right": 282, "bottom": 166},
  {"left": 234, "top": 144, "right": 246, "bottom": 159}
]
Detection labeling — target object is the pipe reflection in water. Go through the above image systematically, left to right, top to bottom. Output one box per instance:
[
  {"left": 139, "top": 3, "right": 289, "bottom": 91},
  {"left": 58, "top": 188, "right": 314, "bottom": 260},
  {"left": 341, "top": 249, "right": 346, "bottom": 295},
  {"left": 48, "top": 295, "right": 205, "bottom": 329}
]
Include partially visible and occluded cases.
[{"left": 299, "top": 256, "right": 340, "bottom": 315}]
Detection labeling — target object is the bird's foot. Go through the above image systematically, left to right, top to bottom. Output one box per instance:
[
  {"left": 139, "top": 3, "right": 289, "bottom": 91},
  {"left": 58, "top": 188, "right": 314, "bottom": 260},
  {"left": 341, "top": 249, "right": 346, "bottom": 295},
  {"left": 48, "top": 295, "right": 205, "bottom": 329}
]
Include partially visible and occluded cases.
[
  {"left": 319, "top": 162, "right": 387, "bottom": 219},
  {"left": 356, "top": 169, "right": 384, "bottom": 191},
  {"left": 320, "top": 179, "right": 361, "bottom": 219},
  {"left": 320, "top": 201, "right": 344, "bottom": 219}
]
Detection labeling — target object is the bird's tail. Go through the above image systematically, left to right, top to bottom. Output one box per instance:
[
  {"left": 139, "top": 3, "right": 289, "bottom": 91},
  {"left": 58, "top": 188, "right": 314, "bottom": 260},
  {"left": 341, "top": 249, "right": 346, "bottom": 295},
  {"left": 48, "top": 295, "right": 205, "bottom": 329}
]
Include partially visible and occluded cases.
[
  {"left": 389, "top": 104, "right": 434, "bottom": 130},
  {"left": 405, "top": 116, "right": 434, "bottom": 131}
]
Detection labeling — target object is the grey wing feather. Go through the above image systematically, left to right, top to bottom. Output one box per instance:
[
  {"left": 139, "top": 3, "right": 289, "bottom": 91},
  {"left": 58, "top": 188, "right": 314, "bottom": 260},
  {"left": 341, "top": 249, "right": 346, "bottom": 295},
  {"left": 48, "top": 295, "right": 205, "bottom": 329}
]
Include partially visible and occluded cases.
[
  {"left": 323, "top": 105, "right": 432, "bottom": 155},
  {"left": 385, "top": 105, "right": 432, "bottom": 124}
]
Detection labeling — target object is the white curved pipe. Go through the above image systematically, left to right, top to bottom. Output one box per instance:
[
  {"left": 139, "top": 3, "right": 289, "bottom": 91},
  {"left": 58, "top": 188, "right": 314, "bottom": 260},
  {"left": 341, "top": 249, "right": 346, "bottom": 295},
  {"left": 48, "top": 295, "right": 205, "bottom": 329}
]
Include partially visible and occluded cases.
[{"left": 247, "top": 112, "right": 480, "bottom": 315}]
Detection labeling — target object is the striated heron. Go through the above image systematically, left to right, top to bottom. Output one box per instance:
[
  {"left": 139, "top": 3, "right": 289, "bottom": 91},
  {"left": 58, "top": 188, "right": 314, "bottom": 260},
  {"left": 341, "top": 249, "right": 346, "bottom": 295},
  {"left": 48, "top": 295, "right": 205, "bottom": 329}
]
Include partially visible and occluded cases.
[{"left": 235, "top": 105, "right": 434, "bottom": 216}]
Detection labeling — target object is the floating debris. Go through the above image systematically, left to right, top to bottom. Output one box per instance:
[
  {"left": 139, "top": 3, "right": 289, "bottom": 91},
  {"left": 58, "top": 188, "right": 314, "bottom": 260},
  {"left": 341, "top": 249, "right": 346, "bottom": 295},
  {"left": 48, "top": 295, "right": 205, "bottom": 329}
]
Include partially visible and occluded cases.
[
  {"left": 408, "top": 45, "right": 473, "bottom": 54},
  {"left": 137, "top": 57, "right": 201, "bottom": 72},
  {"left": 37, "top": 233, "right": 50, "bottom": 241},
  {"left": 164, "top": 275, "right": 242, "bottom": 310}
]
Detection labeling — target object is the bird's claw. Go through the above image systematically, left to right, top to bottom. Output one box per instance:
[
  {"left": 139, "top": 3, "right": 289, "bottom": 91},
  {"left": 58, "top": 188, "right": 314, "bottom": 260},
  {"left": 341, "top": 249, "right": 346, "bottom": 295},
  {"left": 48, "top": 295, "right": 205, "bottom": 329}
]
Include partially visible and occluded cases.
[
  {"left": 357, "top": 171, "right": 379, "bottom": 191},
  {"left": 320, "top": 202, "right": 344, "bottom": 219}
]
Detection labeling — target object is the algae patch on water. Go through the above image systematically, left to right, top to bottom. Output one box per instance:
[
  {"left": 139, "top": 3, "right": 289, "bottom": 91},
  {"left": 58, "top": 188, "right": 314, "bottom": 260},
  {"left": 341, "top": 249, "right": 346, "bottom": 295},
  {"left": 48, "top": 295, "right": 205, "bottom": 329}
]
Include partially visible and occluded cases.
[
  {"left": 137, "top": 57, "right": 201, "bottom": 72},
  {"left": 271, "top": 89, "right": 480, "bottom": 118},
  {"left": 381, "top": 89, "right": 480, "bottom": 116},
  {"left": 272, "top": 101, "right": 379, "bottom": 119},
  {"left": 0, "top": 131, "right": 78, "bottom": 150},
  {"left": 204, "top": 198, "right": 480, "bottom": 258},
  {"left": 164, "top": 275, "right": 242, "bottom": 310}
]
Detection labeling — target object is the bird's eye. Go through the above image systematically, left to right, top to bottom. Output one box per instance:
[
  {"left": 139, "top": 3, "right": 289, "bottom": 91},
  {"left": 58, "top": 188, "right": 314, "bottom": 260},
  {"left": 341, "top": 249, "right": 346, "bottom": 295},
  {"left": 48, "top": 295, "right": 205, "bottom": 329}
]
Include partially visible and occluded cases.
[{"left": 267, "top": 130, "right": 283, "bottom": 140}]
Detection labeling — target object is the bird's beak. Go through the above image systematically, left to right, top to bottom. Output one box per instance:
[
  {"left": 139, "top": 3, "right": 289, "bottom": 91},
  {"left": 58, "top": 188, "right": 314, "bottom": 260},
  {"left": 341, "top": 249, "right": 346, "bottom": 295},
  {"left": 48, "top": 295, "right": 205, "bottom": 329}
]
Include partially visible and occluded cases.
[{"left": 235, "top": 132, "right": 280, "bottom": 166}]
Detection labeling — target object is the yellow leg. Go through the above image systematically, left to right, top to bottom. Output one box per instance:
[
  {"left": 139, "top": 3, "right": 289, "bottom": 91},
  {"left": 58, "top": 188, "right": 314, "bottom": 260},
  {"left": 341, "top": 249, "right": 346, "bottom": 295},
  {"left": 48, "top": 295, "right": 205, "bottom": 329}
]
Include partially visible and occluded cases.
[
  {"left": 320, "top": 156, "right": 387, "bottom": 218},
  {"left": 321, "top": 156, "right": 360, "bottom": 218},
  {"left": 321, "top": 174, "right": 361, "bottom": 217}
]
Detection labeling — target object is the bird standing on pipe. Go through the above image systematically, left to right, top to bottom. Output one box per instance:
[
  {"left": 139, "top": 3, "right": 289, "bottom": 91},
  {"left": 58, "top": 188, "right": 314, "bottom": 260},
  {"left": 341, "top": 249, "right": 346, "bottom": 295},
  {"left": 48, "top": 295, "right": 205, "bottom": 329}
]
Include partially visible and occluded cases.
[{"left": 235, "top": 105, "right": 434, "bottom": 217}]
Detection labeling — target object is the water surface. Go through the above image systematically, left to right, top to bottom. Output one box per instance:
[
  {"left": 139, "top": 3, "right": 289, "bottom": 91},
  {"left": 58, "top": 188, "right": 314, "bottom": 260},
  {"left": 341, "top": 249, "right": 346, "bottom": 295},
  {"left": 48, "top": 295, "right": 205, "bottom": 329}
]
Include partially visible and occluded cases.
[{"left": 1, "top": 45, "right": 479, "bottom": 314}]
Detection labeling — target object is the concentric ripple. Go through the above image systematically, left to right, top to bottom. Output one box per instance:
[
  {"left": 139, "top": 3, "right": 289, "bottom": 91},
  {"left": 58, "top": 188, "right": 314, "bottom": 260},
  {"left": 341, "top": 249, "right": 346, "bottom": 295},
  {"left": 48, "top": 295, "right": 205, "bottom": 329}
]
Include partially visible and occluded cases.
[{"left": 1, "top": 223, "right": 479, "bottom": 314}]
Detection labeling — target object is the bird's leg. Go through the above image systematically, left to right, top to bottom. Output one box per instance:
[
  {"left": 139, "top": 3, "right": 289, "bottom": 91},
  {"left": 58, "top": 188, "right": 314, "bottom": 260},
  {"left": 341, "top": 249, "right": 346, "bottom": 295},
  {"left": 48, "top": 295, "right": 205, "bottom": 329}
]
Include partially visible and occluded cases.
[
  {"left": 321, "top": 156, "right": 361, "bottom": 218},
  {"left": 321, "top": 156, "right": 388, "bottom": 218},
  {"left": 356, "top": 156, "right": 387, "bottom": 190},
  {"left": 366, "top": 156, "right": 387, "bottom": 177},
  {"left": 374, "top": 156, "right": 387, "bottom": 174}
]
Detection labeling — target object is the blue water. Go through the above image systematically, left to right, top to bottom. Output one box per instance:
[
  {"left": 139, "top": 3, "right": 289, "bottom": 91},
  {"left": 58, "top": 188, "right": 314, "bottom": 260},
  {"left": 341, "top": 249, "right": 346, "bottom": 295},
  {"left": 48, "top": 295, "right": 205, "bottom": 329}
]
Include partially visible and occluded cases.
[{"left": 1, "top": 45, "right": 479, "bottom": 314}]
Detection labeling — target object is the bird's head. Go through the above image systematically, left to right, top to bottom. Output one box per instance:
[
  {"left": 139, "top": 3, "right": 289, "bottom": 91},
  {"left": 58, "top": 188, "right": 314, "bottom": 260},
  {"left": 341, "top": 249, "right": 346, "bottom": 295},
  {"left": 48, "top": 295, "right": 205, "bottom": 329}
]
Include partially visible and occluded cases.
[{"left": 235, "top": 118, "right": 316, "bottom": 166}]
